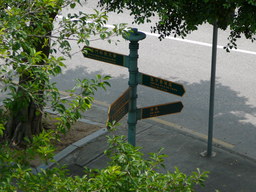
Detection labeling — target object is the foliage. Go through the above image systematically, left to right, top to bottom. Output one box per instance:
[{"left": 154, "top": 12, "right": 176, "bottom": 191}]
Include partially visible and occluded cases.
[
  {"left": 0, "top": 0, "right": 126, "bottom": 143},
  {"left": 99, "top": 0, "right": 256, "bottom": 51},
  {"left": 0, "top": 1, "right": 209, "bottom": 190},
  {"left": 0, "top": 133, "right": 208, "bottom": 192}
]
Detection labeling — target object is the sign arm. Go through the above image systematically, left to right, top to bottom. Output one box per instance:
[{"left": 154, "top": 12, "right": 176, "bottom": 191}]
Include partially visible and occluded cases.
[{"left": 138, "top": 72, "right": 185, "bottom": 97}]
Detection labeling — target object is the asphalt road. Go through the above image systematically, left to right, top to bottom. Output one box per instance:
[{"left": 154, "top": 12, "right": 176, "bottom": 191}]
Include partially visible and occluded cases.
[{"left": 53, "top": 1, "right": 256, "bottom": 160}]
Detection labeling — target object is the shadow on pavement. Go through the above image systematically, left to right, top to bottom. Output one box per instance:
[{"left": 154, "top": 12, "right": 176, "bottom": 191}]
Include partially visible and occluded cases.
[{"left": 52, "top": 65, "right": 256, "bottom": 160}]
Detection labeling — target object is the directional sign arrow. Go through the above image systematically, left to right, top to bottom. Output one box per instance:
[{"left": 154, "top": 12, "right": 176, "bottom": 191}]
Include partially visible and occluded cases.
[
  {"left": 83, "top": 46, "right": 129, "bottom": 68},
  {"left": 138, "top": 73, "right": 185, "bottom": 96},
  {"left": 107, "top": 88, "right": 131, "bottom": 125},
  {"left": 137, "top": 101, "right": 183, "bottom": 120}
]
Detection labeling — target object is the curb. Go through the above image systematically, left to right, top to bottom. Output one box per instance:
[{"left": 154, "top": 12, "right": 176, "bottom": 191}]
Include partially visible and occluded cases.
[
  {"left": 33, "top": 109, "right": 109, "bottom": 173},
  {"left": 34, "top": 126, "right": 108, "bottom": 173}
]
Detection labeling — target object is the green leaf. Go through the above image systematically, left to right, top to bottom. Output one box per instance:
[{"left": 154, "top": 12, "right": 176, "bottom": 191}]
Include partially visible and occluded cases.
[
  {"left": 70, "top": 3, "right": 76, "bottom": 9},
  {"left": 0, "top": 124, "right": 5, "bottom": 136}
]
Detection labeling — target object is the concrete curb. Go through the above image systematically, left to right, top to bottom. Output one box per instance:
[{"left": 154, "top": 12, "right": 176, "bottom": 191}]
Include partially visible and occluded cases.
[
  {"left": 33, "top": 109, "right": 108, "bottom": 172},
  {"left": 35, "top": 126, "right": 108, "bottom": 173}
]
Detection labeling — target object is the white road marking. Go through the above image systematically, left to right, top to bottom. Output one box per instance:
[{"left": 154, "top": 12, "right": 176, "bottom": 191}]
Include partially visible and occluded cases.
[
  {"left": 56, "top": 15, "right": 256, "bottom": 56},
  {"left": 104, "top": 24, "right": 256, "bottom": 56}
]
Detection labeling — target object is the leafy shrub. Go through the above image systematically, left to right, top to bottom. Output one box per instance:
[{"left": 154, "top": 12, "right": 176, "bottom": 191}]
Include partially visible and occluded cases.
[{"left": 0, "top": 131, "right": 208, "bottom": 192}]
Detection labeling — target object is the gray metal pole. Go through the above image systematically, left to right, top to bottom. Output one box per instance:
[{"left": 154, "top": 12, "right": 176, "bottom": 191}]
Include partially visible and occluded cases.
[
  {"left": 207, "top": 23, "right": 218, "bottom": 157},
  {"left": 123, "top": 28, "right": 146, "bottom": 146}
]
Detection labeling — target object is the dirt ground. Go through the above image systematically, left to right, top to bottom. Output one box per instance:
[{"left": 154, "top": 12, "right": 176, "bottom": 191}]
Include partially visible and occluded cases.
[
  {"left": 44, "top": 114, "right": 104, "bottom": 152},
  {"left": 55, "top": 121, "right": 102, "bottom": 152}
]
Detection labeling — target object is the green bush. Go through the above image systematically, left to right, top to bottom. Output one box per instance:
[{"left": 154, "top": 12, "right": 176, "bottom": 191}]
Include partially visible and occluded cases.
[{"left": 0, "top": 130, "right": 208, "bottom": 192}]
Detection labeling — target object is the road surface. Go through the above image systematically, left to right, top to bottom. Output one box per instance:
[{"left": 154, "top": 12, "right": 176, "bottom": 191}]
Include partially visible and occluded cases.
[{"left": 42, "top": 1, "right": 256, "bottom": 160}]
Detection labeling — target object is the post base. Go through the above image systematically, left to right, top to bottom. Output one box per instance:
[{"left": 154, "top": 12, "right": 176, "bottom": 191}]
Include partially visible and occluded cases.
[{"left": 200, "top": 150, "right": 216, "bottom": 158}]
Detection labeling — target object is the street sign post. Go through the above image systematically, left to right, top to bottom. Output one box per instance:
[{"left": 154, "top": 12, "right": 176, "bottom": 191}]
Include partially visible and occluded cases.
[
  {"left": 83, "top": 28, "right": 185, "bottom": 146},
  {"left": 123, "top": 28, "right": 146, "bottom": 146},
  {"left": 82, "top": 46, "right": 129, "bottom": 67},
  {"left": 138, "top": 73, "right": 185, "bottom": 96},
  {"left": 107, "top": 88, "right": 130, "bottom": 125},
  {"left": 138, "top": 102, "right": 183, "bottom": 120}
]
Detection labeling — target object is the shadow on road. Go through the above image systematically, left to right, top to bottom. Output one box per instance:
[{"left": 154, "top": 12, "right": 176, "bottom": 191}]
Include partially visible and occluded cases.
[{"left": 52, "top": 65, "right": 256, "bottom": 159}]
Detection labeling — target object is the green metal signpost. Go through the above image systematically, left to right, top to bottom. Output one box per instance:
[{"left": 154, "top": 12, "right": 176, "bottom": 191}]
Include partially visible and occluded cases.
[
  {"left": 83, "top": 28, "right": 185, "bottom": 146},
  {"left": 123, "top": 28, "right": 146, "bottom": 146}
]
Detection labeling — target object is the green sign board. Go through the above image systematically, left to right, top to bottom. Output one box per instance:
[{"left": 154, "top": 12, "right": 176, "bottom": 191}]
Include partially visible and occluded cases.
[
  {"left": 83, "top": 46, "right": 126, "bottom": 67},
  {"left": 138, "top": 73, "right": 185, "bottom": 96},
  {"left": 107, "top": 88, "right": 131, "bottom": 125},
  {"left": 139, "top": 101, "right": 183, "bottom": 119}
]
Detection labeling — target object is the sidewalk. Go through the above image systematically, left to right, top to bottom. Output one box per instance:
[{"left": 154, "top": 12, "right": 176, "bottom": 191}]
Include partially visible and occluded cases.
[{"left": 58, "top": 104, "right": 256, "bottom": 192}]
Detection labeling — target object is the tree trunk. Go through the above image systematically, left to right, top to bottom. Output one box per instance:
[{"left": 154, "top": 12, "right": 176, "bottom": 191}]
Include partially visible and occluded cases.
[
  {"left": 5, "top": 10, "right": 58, "bottom": 146},
  {"left": 5, "top": 71, "right": 45, "bottom": 145},
  {"left": 6, "top": 99, "right": 43, "bottom": 145}
]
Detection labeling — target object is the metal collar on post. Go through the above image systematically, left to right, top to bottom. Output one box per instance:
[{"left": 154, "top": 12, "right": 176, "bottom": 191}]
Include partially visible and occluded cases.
[{"left": 123, "top": 28, "right": 146, "bottom": 42}]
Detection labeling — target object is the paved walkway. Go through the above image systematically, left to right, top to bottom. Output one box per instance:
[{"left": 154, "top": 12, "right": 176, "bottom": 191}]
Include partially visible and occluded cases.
[{"left": 58, "top": 104, "right": 256, "bottom": 192}]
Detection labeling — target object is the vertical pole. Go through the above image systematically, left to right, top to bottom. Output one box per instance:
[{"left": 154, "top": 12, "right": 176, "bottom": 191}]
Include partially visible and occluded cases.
[
  {"left": 207, "top": 22, "right": 218, "bottom": 157},
  {"left": 123, "top": 28, "right": 146, "bottom": 146},
  {"left": 127, "top": 39, "right": 138, "bottom": 146}
]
